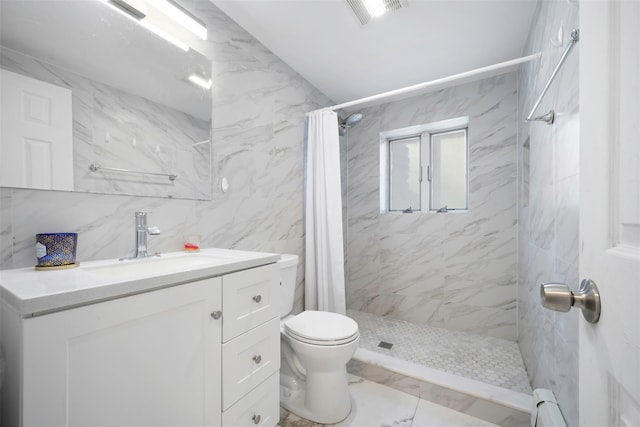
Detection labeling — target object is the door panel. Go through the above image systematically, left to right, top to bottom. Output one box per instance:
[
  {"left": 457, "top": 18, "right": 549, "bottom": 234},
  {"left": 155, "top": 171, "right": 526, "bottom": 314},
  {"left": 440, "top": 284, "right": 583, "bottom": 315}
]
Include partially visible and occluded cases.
[
  {"left": 579, "top": 1, "right": 640, "bottom": 426},
  {"left": 0, "top": 69, "right": 73, "bottom": 190}
]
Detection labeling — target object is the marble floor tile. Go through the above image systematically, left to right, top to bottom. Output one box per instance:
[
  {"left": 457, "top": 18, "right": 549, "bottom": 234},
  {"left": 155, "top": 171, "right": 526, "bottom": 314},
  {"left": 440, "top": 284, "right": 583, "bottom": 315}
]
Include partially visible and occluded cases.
[
  {"left": 279, "top": 376, "right": 505, "bottom": 427},
  {"left": 279, "top": 376, "right": 417, "bottom": 426},
  {"left": 335, "top": 377, "right": 418, "bottom": 427},
  {"left": 411, "top": 399, "right": 501, "bottom": 427}
]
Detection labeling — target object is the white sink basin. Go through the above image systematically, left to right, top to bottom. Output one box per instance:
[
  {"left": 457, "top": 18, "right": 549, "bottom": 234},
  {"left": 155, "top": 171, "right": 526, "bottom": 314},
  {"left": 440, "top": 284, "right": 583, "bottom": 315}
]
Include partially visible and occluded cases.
[
  {"left": 83, "top": 252, "right": 238, "bottom": 279},
  {"left": 83, "top": 253, "right": 228, "bottom": 277}
]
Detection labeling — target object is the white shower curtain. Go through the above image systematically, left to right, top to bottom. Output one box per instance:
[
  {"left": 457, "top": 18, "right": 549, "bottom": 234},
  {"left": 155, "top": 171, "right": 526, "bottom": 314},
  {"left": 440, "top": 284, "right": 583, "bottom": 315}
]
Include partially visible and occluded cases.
[{"left": 305, "top": 109, "right": 346, "bottom": 315}]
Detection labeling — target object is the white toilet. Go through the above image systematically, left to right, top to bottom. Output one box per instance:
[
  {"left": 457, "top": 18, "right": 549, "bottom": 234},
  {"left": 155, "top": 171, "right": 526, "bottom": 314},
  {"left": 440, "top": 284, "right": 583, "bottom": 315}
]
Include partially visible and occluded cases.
[{"left": 278, "top": 254, "right": 360, "bottom": 424}]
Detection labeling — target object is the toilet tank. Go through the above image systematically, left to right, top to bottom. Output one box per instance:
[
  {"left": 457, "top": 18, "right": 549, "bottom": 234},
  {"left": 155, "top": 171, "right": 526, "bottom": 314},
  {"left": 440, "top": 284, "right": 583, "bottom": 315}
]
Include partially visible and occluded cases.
[{"left": 278, "top": 254, "right": 299, "bottom": 318}]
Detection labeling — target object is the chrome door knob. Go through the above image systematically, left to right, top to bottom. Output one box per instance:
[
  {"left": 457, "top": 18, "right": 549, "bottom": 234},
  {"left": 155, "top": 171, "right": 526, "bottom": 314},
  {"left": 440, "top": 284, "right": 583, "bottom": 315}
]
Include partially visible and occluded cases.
[
  {"left": 540, "top": 278, "right": 601, "bottom": 323},
  {"left": 540, "top": 283, "right": 573, "bottom": 312}
]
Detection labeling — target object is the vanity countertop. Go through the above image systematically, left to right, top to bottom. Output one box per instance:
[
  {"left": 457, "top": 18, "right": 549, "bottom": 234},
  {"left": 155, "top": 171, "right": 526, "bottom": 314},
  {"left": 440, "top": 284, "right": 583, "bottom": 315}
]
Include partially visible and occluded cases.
[{"left": 0, "top": 248, "right": 280, "bottom": 317}]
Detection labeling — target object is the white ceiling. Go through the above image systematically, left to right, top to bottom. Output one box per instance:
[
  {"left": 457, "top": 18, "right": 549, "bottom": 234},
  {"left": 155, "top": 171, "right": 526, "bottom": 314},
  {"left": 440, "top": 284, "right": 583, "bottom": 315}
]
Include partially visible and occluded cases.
[{"left": 212, "top": 0, "right": 538, "bottom": 104}]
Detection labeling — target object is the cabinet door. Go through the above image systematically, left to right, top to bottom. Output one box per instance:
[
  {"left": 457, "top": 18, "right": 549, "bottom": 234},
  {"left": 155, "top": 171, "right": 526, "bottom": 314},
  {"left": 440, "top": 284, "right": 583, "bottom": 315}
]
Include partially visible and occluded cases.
[
  {"left": 222, "top": 263, "right": 279, "bottom": 341},
  {"left": 22, "top": 278, "right": 222, "bottom": 427}
]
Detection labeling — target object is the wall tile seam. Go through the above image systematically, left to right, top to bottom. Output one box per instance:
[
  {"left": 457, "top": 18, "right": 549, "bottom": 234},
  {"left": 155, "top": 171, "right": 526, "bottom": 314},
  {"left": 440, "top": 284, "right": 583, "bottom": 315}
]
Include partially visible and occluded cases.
[{"left": 515, "top": 66, "right": 530, "bottom": 345}]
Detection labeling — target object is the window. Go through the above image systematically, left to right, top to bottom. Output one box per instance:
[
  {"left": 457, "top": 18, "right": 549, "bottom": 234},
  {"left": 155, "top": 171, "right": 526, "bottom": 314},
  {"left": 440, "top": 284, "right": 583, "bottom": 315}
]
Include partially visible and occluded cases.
[
  {"left": 380, "top": 117, "right": 469, "bottom": 213},
  {"left": 389, "top": 136, "right": 421, "bottom": 211}
]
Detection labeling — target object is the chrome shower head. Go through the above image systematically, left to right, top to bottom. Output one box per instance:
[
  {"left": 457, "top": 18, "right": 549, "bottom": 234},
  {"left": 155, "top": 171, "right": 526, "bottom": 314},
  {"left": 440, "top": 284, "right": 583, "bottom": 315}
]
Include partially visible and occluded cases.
[
  {"left": 339, "top": 112, "right": 364, "bottom": 136},
  {"left": 344, "top": 112, "right": 363, "bottom": 126}
]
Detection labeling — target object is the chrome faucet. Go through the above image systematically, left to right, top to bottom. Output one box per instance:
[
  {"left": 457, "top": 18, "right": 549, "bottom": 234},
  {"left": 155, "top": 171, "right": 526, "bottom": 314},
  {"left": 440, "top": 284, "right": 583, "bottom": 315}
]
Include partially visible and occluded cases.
[{"left": 133, "top": 211, "right": 160, "bottom": 258}]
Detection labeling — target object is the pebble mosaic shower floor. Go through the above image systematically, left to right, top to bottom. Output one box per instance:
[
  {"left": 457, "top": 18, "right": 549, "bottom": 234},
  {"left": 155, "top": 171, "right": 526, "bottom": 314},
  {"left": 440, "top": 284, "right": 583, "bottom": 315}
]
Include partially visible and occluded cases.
[{"left": 347, "top": 309, "right": 532, "bottom": 394}]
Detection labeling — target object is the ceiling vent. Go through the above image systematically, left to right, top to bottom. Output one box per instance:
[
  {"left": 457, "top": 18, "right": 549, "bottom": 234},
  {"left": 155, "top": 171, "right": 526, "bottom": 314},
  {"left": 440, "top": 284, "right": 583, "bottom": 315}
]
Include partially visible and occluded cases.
[{"left": 345, "top": 0, "right": 407, "bottom": 26}]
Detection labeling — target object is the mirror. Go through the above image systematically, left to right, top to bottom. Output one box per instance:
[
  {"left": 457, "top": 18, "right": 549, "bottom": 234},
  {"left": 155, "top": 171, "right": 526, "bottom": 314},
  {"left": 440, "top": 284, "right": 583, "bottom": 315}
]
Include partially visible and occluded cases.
[{"left": 0, "top": 0, "right": 212, "bottom": 200}]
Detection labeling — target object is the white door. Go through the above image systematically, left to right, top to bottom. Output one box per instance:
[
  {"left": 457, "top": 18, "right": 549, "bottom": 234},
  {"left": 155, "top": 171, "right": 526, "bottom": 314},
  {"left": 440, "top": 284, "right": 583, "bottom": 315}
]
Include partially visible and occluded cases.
[
  {"left": 579, "top": 1, "right": 640, "bottom": 426},
  {"left": 0, "top": 69, "right": 73, "bottom": 191}
]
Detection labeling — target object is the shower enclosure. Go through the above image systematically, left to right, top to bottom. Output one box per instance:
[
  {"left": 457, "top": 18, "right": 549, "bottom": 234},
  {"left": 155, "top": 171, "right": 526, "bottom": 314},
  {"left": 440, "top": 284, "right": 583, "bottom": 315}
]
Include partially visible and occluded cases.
[{"left": 339, "top": 72, "right": 532, "bottom": 420}]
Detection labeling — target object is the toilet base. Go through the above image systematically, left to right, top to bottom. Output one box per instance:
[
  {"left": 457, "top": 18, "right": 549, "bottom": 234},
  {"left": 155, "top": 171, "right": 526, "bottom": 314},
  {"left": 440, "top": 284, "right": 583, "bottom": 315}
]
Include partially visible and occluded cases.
[{"left": 280, "top": 374, "right": 353, "bottom": 424}]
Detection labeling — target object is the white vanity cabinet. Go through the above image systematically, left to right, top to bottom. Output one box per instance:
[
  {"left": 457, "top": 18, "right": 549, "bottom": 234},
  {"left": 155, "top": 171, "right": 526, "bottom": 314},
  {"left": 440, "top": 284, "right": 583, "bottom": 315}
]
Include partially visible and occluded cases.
[
  {"left": 0, "top": 258, "right": 281, "bottom": 427},
  {"left": 21, "top": 277, "right": 223, "bottom": 427}
]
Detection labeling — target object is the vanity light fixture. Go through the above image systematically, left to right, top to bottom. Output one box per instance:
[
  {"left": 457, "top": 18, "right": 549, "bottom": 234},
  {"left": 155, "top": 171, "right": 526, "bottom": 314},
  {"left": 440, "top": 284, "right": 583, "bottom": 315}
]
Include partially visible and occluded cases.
[
  {"left": 98, "top": 0, "right": 198, "bottom": 51},
  {"left": 106, "top": 0, "right": 145, "bottom": 19},
  {"left": 147, "top": 0, "right": 207, "bottom": 40},
  {"left": 345, "top": 0, "right": 407, "bottom": 26},
  {"left": 141, "top": 20, "right": 189, "bottom": 51},
  {"left": 188, "top": 74, "right": 212, "bottom": 90}
]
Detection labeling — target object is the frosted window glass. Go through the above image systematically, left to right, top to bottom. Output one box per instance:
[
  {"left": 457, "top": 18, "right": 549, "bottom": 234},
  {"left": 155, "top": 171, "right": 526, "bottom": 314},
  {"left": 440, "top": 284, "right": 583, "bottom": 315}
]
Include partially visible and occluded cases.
[
  {"left": 430, "top": 129, "right": 467, "bottom": 210},
  {"left": 389, "top": 137, "right": 420, "bottom": 211}
]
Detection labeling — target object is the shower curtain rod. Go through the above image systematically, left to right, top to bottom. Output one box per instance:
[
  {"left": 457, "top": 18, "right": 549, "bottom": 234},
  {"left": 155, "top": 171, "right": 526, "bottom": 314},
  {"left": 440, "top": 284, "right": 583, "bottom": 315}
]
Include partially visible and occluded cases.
[{"left": 308, "top": 53, "right": 541, "bottom": 115}]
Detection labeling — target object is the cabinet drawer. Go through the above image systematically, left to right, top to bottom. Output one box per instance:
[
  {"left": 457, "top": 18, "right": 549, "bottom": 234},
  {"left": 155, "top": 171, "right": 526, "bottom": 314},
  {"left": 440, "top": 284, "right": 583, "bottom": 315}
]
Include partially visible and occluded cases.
[
  {"left": 222, "top": 263, "right": 279, "bottom": 341},
  {"left": 222, "top": 317, "right": 280, "bottom": 410},
  {"left": 222, "top": 372, "right": 279, "bottom": 427}
]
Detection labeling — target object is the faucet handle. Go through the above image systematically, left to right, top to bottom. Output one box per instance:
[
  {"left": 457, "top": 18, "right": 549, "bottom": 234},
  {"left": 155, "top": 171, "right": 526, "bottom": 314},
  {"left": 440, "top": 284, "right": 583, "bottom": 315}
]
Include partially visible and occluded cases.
[
  {"left": 135, "top": 211, "right": 152, "bottom": 217},
  {"left": 147, "top": 226, "right": 161, "bottom": 235}
]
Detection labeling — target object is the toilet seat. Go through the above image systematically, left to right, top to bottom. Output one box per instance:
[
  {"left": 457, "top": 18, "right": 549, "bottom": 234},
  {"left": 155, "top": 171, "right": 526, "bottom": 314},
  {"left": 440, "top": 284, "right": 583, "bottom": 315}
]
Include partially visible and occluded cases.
[{"left": 284, "top": 311, "right": 359, "bottom": 346}]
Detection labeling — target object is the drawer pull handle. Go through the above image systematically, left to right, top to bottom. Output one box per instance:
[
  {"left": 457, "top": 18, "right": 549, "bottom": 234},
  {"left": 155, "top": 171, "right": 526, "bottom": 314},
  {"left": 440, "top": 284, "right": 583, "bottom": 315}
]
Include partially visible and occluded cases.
[
  {"left": 253, "top": 295, "right": 262, "bottom": 303},
  {"left": 210, "top": 310, "right": 222, "bottom": 320},
  {"left": 253, "top": 355, "right": 262, "bottom": 364},
  {"left": 252, "top": 414, "right": 261, "bottom": 424}
]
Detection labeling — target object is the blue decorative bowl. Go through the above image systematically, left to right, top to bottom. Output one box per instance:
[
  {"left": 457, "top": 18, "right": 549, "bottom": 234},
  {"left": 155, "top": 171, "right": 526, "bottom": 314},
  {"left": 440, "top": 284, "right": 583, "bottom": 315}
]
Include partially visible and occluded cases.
[{"left": 36, "top": 233, "right": 78, "bottom": 267}]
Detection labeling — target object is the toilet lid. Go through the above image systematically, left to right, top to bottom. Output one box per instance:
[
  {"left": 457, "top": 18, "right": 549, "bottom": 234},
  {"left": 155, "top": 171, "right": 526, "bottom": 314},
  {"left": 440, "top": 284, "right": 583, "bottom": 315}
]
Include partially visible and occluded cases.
[{"left": 284, "top": 311, "right": 359, "bottom": 344}]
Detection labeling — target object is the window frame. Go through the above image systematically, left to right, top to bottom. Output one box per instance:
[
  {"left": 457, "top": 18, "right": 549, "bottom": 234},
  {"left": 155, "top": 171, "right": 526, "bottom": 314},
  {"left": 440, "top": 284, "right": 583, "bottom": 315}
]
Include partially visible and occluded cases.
[{"left": 380, "top": 117, "right": 469, "bottom": 214}]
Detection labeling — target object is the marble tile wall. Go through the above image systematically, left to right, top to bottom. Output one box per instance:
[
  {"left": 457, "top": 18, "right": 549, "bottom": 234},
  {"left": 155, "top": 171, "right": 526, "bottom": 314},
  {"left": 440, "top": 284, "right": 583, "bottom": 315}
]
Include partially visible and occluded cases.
[
  {"left": 0, "top": 1, "right": 331, "bottom": 315},
  {"left": 517, "top": 1, "right": 580, "bottom": 426},
  {"left": 0, "top": 47, "right": 210, "bottom": 200},
  {"left": 345, "top": 74, "right": 518, "bottom": 340}
]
